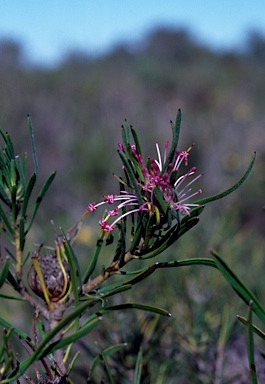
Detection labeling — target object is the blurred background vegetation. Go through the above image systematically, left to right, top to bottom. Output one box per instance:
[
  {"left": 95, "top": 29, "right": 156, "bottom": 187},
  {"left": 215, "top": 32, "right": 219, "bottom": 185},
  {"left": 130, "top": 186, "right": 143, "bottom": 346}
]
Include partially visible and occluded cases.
[{"left": 1, "top": 26, "right": 265, "bottom": 382}]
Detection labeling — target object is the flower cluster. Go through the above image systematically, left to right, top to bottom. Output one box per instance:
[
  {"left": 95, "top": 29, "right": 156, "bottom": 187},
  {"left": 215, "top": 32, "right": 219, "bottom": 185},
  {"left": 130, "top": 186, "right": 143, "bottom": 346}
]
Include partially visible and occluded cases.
[{"left": 84, "top": 137, "right": 203, "bottom": 234}]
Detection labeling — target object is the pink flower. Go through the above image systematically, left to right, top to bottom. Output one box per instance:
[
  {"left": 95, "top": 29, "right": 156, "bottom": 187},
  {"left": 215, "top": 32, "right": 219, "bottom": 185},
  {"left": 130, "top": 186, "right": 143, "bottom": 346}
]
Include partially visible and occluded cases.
[{"left": 84, "top": 140, "right": 203, "bottom": 233}]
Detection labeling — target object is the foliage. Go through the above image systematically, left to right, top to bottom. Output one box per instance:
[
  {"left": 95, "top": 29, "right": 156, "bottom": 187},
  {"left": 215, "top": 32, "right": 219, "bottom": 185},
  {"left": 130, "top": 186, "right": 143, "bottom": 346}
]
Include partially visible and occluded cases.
[
  {"left": 0, "top": 27, "right": 265, "bottom": 383},
  {"left": 0, "top": 109, "right": 259, "bottom": 383}
]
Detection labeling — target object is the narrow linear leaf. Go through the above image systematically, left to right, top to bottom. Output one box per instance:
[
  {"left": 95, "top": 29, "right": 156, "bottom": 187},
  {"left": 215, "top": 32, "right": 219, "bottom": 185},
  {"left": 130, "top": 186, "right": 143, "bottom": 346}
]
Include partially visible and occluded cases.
[
  {"left": 163, "top": 109, "right": 181, "bottom": 172},
  {"left": 28, "top": 116, "right": 39, "bottom": 177},
  {"left": 121, "top": 122, "right": 131, "bottom": 148},
  {"left": 131, "top": 126, "right": 143, "bottom": 157},
  {"left": 0, "top": 129, "right": 9, "bottom": 146},
  {"left": 5, "top": 132, "right": 15, "bottom": 160},
  {"left": 118, "top": 150, "right": 144, "bottom": 205},
  {"left": 22, "top": 152, "right": 27, "bottom": 177},
  {"left": 195, "top": 152, "right": 256, "bottom": 205},
  {"left": 15, "top": 155, "right": 26, "bottom": 192},
  {"left": 0, "top": 157, "right": 12, "bottom": 192},
  {"left": 10, "top": 158, "right": 16, "bottom": 187},
  {"left": 26, "top": 171, "right": 56, "bottom": 234},
  {"left": 21, "top": 173, "right": 37, "bottom": 217},
  {"left": 0, "top": 183, "right": 12, "bottom": 207},
  {"left": 11, "top": 184, "right": 18, "bottom": 223},
  {"left": 153, "top": 186, "right": 169, "bottom": 216},
  {"left": 0, "top": 204, "right": 14, "bottom": 235},
  {"left": 181, "top": 205, "right": 205, "bottom": 224},
  {"left": 130, "top": 215, "right": 145, "bottom": 254},
  {"left": 139, "top": 216, "right": 199, "bottom": 260},
  {"left": 178, "top": 216, "right": 200, "bottom": 238},
  {"left": 19, "top": 217, "right": 25, "bottom": 251},
  {"left": 113, "top": 220, "right": 126, "bottom": 263},
  {"left": 136, "top": 222, "right": 179, "bottom": 259},
  {"left": 61, "top": 233, "right": 82, "bottom": 299},
  {"left": 82, "top": 233, "right": 104, "bottom": 284},
  {"left": 61, "top": 241, "right": 81, "bottom": 338},
  {"left": 211, "top": 249, "right": 265, "bottom": 322},
  {"left": 0, "top": 257, "right": 10, "bottom": 287},
  {"left": 120, "top": 258, "right": 216, "bottom": 288},
  {"left": 156, "top": 258, "right": 217, "bottom": 269},
  {"left": 122, "top": 263, "right": 158, "bottom": 286},
  {"left": 118, "top": 266, "right": 154, "bottom": 275},
  {"left": 96, "top": 281, "right": 127, "bottom": 293},
  {"left": 99, "top": 284, "right": 132, "bottom": 298},
  {"left": 0, "top": 293, "right": 25, "bottom": 301},
  {"left": 5, "top": 299, "right": 96, "bottom": 381},
  {"left": 246, "top": 301, "right": 258, "bottom": 384},
  {"left": 82, "top": 302, "right": 170, "bottom": 330},
  {"left": 106, "top": 302, "right": 171, "bottom": 317},
  {"left": 237, "top": 316, "right": 265, "bottom": 341},
  {"left": 0, "top": 317, "right": 34, "bottom": 344},
  {"left": 42, "top": 317, "right": 101, "bottom": 357},
  {"left": 0, "top": 327, "right": 14, "bottom": 362},
  {"left": 89, "top": 343, "right": 127, "bottom": 379},
  {"left": 96, "top": 345, "right": 116, "bottom": 384},
  {"left": 134, "top": 347, "right": 143, "bottom": 384}
]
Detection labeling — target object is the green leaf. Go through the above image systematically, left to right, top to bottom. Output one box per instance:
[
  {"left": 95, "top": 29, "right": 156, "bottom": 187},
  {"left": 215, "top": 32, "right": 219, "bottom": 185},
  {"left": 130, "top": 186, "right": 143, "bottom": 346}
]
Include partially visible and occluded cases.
[
  {"left": 163, "top": 109, "right": 181, "bottom": 172},
  {"left": 28, "top": 116, "right": 39, "bottom": 177},
  {"left": 121, "top": 121, "right": 131, "bottom": 148},
  {"left": 131, "top": 126, "right": 143, "bottom": 157},
  {"left": 0, "top": 129, "right": 9, "bottom": 147},
  {"left": 5, "top": 132, "right": 15, "bottom": 160},
  {"left": 118, "top": 150, "right": 144, "bottom": 205},
  {"left": 22, "top": 152, "right": 27, "bottom": 178},
  {"left": 195, "top": 152, "right": 256, "bottom": 206},
  {"left": 0, "top": 155, "right": 12, "bottom": 190},
  {"left": 15, "top": 155, "right": 26, "bottom": 192},
  {"left": 10, "top": 159, "right": 16, "bottom": 187},
  {"left": 25, "top": 171, "right": 56, "bottom": 234},
  {"left": 21, "top": 173, "right": 37, "bottom": 217},
  {"left": 0, "top": 183, "right": 12, "bottom": 207},
  {"left": 10, "top": 184, "right": 18, "bottom": 223},
  {"left": 153, "top": 186, "right": 169, "bottom": 216},
  {"left": 0, "top": 203, "right": 14, "bottom": 235},
  {"left": 180, "top": 205, "right": 205, "bottom": 224},
  {"left": 130, "top": 215, "right": 145, "bottom": 254},
  {"left": 138, "top": 215, "right": 199, "bottom": 259},
  {"left": 177, "top": 216, "right": 200, "bottom": 238},
  {"left": 19, "top": 217, "right": 25, "bottom": 251},
  {"left": 113, "top": 220, "right": 126, "bottom": 263},
  {"left": 82, "top": 232, "right": 105, "bottom": 284},
  {"left": 62, "top": 235, "right": 82, "bottom": 306},
  {"left": 211, "top": 249, "right": 265, "bottom": 322},
  {"left": 0, "top": 257, "right": 10, "bottom": 287},
  {"left": 119, "top": 258, "right": 216, "bottom": 289},
  {"left": 156, "top": 258, "right": 217, "bottom": 269},
  {"left": 122, "top": 263, "right": 158, "bottom": 286},
  {"left": 99, "top": 284, "right": 132, "bottom": 298},
  {"left": 0, "top": 293, "right": 25, "bottom": 301},
  {"left": 4, "top": 300, "right": 96, "bottom": 381},
  {"left": 246, "top": 301, "right": 258, "bottom": 384},
  {"left": 105, "top": 302, "right": 171, "bottom": 317},
  {"left": 237, "top": 315, "right": 265, "bottom": 341},
  {"left": 0, "top": 317, "right": 35, "bottom": 345},
  {"left": 42, "top": 317, "right": 101, "bottom": 357},
  {"left": 0, "top": 326, "right": 11, "bottom": 349},
  {"left": 89, "top": 343, "right": 127, "bottom": 379},
  {"left": 93, "top": 343, "right": 116, "bottom": 384},
  {"left": 134, "top": 347, "right": 143, "bottom": 384}
]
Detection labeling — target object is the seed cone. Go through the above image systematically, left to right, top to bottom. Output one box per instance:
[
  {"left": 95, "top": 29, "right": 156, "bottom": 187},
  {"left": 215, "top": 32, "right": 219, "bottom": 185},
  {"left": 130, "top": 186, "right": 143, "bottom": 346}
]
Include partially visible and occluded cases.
[{"left": 29, "top": 253, "right": 70, "bottom": 302}]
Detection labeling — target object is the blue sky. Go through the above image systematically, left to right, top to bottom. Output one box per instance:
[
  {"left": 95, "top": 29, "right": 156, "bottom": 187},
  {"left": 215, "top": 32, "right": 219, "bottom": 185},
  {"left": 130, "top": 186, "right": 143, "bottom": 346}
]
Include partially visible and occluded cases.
[{"left": 1, "top": 1, "right": 265, "bottom": 66}]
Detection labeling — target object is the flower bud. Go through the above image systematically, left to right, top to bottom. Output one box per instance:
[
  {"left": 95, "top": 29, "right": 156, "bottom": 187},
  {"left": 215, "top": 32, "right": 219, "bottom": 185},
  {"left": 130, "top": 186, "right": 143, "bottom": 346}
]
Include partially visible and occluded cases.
[{"left": 29, "top": 252, "right": 70, "bottom": 302}]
